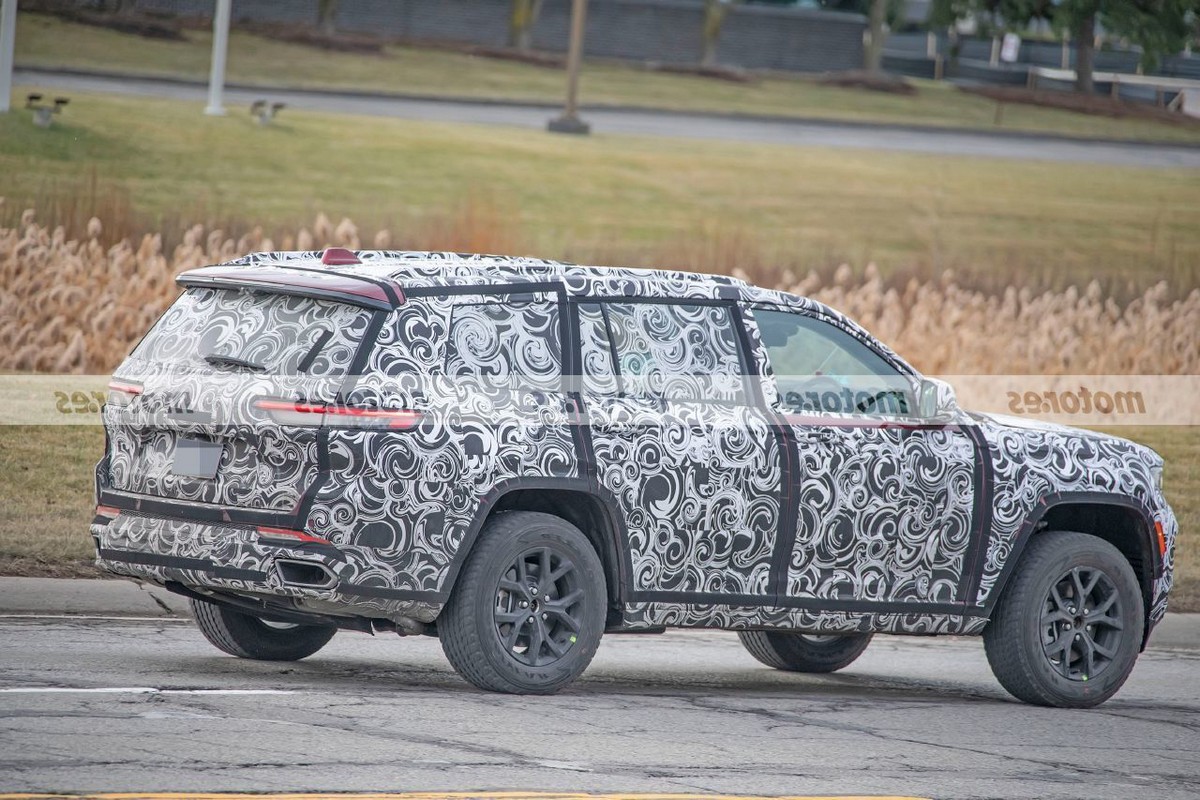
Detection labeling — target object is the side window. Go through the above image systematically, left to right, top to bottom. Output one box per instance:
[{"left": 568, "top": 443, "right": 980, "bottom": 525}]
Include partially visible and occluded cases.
[
  {"left": 445, "top": 295, "right": 561, "bottom": 391},
  {"left": 577, "top": 302, "right": 620, "bottom": 395},
  {"left": 603, "top": 302, "right": 745, "bottom": 403},
  {"left": 755, "top": 309, "right": 913, "bottom": 417}
]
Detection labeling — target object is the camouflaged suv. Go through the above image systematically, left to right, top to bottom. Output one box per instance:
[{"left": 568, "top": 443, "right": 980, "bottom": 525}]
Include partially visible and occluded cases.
[{"left": 95, "top": 249, "right": 1176, "bottom": 707}]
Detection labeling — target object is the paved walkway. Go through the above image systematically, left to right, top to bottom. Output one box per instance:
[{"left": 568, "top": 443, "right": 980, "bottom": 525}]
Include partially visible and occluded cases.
[{"left": 15, "top": 68, "right": 1200, "bottom": 168}]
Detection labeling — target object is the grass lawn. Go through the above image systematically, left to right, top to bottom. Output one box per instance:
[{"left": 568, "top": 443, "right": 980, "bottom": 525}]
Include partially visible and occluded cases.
[
  {"left": 14, "top": 11, "right": 1200, "bottom": 146},
  {"left": 2, "top": 89, "right": 1198, "bottom": 291},
  {"left": 2, "top": 425, "right": 1195, "bottom": 611}
]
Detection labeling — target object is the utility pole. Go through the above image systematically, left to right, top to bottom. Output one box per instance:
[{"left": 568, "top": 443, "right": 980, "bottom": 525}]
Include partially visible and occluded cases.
[
  {"left": 0, "top": 0, "right": 17, "bottom": 114},
  {"left": 205, "top": 0, "right": 232, "bottom": 116},
  {"left": 547, "top": 0, "right": 589, "bottom": 134}
]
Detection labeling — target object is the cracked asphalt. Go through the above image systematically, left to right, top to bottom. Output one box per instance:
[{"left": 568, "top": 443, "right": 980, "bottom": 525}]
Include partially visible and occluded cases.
[{"left": 1, "top": 617, "right": 1198, "bottom": 798}]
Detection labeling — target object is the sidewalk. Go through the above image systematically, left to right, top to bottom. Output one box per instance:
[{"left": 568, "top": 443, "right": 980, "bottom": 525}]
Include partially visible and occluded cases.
[{"left": 1, "top": 577, "right": 1197, "bottom": 650}]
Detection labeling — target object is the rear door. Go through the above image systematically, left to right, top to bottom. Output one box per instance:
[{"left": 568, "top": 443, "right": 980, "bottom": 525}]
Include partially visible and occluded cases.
[
  {"left": 103, "top": 286, "right": 376, "bottom": 514},
  {"left": 577, "top": 299, "right": 783, "bottom": 602}
]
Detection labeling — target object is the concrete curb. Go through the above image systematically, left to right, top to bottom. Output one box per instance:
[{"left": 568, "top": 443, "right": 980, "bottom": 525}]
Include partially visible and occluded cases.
[
  {"left": 15, "top": 64, "right": 1200, "bottom": 151},
  {"left": 0, "top": 576, "right": 190, "bottom": 618},
  {"left": 1, "top": 577, "right": 1197, "bottom": 651}
]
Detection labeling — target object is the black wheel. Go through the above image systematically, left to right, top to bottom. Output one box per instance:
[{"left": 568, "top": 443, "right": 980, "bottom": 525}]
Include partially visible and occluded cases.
[
  {"left": 439, "top": 510, "right": 607, "bottom": 694},
  {"left": 984, "top": 531, "right": 1143, "bottom": 708},
  {"left": 189, "top": 598, "right": 336, "bottom": 661},
  {"left": 738, "top": 630, "right": 873, "bottom": 673}
]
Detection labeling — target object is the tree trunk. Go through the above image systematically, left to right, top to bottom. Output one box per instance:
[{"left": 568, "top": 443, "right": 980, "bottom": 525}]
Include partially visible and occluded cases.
[
  {"left": 317, "top": 0, "right": 338, "bottom": 36},
  {"left": 510, "top": 0, "right": 544, "bottom": 52},
  {"left": 701, "top": 0, "right": 728, "bottom": 67},
  {"left": 864, "top": 0, "right": 888, "bottom": 73},
  {"left": 1074, "top": 11, "right": 1096, "bottom": 93}
]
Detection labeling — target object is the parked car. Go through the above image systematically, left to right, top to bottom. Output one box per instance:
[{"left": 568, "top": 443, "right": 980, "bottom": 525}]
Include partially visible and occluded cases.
[{"left": 94, "top": 249, "right": 1176, "bottom": 707}]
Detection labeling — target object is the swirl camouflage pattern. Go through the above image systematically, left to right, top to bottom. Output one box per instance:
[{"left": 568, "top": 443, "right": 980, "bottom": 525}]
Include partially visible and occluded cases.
[{"left": 93, "top": 250, "right": 1177, "bottom": 645}]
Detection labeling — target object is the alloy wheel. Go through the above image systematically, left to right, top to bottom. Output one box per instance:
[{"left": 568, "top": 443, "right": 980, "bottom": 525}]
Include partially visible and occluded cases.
[
  {"left": 493, "top": 546, "right": 585, "bottom": 667},
  {"left": 1040, "top": 566, "right": 1124, "bottom": 682}
]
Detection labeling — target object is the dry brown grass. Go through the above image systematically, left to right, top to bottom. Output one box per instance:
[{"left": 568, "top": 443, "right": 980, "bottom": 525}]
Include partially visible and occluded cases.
[
  {"left": 2, "top": 208, "right": 1196, "bottom": 376},
  {"left": 1, "top": 209, "right": 1196, "bottom": 610}
]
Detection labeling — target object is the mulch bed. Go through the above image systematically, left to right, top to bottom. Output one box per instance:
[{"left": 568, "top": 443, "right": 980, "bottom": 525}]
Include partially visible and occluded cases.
[
  {"left": 815, "top": 70, "right": 917, "bottom": 95},
  {"left": 962, "top": 85, "right": 1200, "bottom": 128}
]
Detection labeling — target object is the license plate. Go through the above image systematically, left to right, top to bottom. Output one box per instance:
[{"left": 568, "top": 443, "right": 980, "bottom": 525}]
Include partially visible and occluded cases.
[{"left": 172, "top": 438, "right": 224, "bottom": 479}]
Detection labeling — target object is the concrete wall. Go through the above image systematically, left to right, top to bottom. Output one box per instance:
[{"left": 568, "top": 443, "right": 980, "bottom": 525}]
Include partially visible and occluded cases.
[{"left": 96, "top": 0, "right": 866, "bottom": 73}]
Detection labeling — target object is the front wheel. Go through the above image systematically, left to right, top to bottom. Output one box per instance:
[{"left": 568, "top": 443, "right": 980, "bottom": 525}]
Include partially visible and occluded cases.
[
  {"left": 438, "top": 511, "right": 607, "bottom": 694},
  {"left": 983, "top": 531, "right": 1143, "bottom": 708},
  {"left": 190, "top": 598, "right": 336, "bottom": 661},
  {"left": 738, "top": 630, "right": 873, "bottom": 673}
]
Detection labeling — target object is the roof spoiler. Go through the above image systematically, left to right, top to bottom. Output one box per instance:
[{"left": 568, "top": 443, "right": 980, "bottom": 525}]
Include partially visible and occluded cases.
[{"left": 177, "top": 265, "right": 404, "bottom": 311}]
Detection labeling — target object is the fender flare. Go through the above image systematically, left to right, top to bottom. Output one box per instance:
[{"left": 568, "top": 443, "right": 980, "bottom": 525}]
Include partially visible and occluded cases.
[{"left": 438, "top": 476, "right": 633, "bottom": 604}]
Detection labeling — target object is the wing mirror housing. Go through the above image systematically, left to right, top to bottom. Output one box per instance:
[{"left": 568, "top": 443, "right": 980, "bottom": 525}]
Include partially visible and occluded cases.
[{"left": 918, "top": 378, "right": 960, "bottom": 422}]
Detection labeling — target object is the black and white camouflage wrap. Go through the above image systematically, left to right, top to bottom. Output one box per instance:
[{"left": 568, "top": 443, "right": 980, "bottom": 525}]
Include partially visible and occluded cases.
[{"left": 95, "top": 251, "right": 1177, "bottom": 634}]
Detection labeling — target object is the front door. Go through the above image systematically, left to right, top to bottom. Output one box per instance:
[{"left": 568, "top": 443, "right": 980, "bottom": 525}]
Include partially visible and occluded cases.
[{"left": 748, "top": 305, "right": 978, "bottom": 608}]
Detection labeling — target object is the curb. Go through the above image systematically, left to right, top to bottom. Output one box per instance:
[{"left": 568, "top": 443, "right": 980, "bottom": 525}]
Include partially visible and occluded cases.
[
  {"left": 15, "top": 64, "right": 1200, "bottom": 151},
  {"left": 0, "top": 576, "right": 189, "bottom": 618},
  {"left": 1, "top": 577, "right": 1198, "bottom": 651}
]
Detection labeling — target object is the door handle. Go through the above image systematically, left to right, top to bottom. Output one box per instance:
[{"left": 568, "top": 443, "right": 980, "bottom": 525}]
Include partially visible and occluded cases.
[{"left": 799, "top": 428, "right": 837, "bottom": 444}]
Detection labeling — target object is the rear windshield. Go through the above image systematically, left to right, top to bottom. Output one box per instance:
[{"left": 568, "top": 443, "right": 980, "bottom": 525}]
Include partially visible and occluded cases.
[{"left": 132, "top": 287, "right": 373, "bottom": 377}]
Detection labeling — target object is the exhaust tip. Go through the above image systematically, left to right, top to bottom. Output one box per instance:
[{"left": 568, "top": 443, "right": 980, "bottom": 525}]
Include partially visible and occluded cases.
[{"left": 274, "top": 558, "right": 337, "bottom": 590}]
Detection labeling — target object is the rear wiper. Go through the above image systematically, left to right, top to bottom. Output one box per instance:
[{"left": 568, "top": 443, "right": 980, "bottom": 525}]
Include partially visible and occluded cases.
[{"left": 204, "top": 352, "right": 266, "bottom": 372}]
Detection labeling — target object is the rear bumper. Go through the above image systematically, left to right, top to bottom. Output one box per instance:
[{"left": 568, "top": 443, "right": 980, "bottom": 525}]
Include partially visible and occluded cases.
[{"left": 92, "top": 509, "right": 443, "bottom": 624}]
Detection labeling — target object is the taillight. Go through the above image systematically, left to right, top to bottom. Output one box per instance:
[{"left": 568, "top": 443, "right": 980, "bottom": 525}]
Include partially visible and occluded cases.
[
  {"left": 107, "top": 379, "right": 143, "bottom": 408},
  {"left": 253, "top": 398, "right": 421, "bottom": 430},
  {"left": 94, "top": 505, "right": 121, "bottom": 522},
  {"left": 256, "top": 525, "right": 330, "bottom": 545}
]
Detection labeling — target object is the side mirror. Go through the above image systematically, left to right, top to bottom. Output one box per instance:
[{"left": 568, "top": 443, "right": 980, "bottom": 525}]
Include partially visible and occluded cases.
[{"left": 918, "top": 378, "right": 959, "bottom": 421}]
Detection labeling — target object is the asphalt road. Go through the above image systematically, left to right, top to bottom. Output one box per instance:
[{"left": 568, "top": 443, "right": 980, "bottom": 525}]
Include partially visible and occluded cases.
[
  {"left": 15, "top": 68, "right": 1200, "bottom": 168},
  {"left": 2, "top": 617, "right": 1199, "bottom": 799}
]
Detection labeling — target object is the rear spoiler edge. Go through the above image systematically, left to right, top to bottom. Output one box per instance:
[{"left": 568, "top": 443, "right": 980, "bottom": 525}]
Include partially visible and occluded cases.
[{"left": 177, "top": 266, "right": 403, "bottom": 311}]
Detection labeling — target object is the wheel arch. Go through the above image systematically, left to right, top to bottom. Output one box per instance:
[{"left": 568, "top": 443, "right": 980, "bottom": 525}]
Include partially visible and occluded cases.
[
  {"left": 441, "top": 478, "right": 631, "bottom": 625},
  {"left": 990, "top": 492, "right": 1161, "bottom": 649}
]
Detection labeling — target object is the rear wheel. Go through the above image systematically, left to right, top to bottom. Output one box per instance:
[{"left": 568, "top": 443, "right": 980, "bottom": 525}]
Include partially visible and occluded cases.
[
  {"left": 439, "top": 511, "right": 607, "bottom": 694},
  {"left": 983, "top": 531, "right": 1143, "bottom": 708},
  {"left": 190, "top": 598, "right": 336, "bottom": 661},
  {"left": 738, "top": 630, "right": 873, "bottom": 673}
]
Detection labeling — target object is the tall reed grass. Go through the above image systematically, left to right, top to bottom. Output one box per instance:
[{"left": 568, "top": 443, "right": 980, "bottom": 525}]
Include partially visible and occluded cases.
[{"left": 2, "top": 205, "right": 1196, "bottom": 375}]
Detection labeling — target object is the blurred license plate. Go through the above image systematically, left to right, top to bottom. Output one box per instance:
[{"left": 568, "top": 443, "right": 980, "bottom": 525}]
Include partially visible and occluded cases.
[{"left": 172, "top": 438, "right": 224, "bottom": 479}]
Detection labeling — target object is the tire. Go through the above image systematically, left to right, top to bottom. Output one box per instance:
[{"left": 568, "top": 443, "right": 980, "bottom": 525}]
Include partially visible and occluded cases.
[
  {"left": 439, "top": 510, "right": 607, "bottom": 694},
  {"left": 983, "top": 531, "right": 1144, "bottom": 708},
  {"left": 189, "top": 598, "right": 336, "bottom": 661},
  {"left": 738, "top": 630, "right": 873, "bottom": 673}
]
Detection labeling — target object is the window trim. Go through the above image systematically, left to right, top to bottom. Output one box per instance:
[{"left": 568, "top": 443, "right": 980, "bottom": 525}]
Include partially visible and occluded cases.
[
  {"left": 442, "top": 288, "right": 567, "bottom": 394},
  {"left": 575, "top": 297, "right": 752, "bottom": 406},
  {"left": 747, "top": 303, "right": 921, "bottom": 420}
]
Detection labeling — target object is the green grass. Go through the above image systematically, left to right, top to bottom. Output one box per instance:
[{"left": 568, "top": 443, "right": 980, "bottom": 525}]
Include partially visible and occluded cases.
[
  {"left": 14, "top": 11, "right": 1200, "bottom": 145},
  {"left": 3, "top": 89, "right": 1198, "bottom": 290},
  {"left": 3, "top": 425, "right": 1196, "bottom": 611},
  {"left": 1098, "top": 427, "right": 1200, "bottom": 613}
]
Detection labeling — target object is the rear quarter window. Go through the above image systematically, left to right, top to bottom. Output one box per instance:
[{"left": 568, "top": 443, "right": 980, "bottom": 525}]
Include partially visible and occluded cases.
[{"left": 444, "top": 295, "right": 562, "bottom": 391}]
